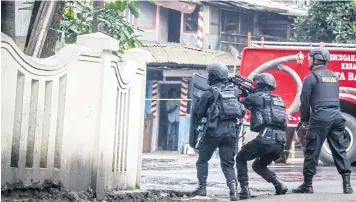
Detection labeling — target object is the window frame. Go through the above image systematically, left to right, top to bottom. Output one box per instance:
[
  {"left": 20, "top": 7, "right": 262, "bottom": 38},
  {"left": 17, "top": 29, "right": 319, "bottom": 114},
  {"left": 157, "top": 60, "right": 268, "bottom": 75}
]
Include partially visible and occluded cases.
[{"left": 182, "top": 6, "right": 200, "bottom": 33}]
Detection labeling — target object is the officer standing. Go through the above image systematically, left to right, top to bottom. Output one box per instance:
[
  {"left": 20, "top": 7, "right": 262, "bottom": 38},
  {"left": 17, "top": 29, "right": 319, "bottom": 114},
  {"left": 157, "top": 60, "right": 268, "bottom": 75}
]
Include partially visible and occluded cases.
[
  {"left": 292, "top": 48, "right": 353, "bottom": 194},
  {"left": 192, "top": 63, "right": 245, "bottom": 201},
  {"left": 236, "top": 73, "right": 288, "bottom": 199}
]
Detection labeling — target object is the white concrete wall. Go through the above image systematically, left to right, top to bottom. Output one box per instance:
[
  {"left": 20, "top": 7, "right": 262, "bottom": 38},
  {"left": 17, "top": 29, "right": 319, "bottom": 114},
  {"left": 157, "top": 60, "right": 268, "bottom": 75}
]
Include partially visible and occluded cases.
[
  {"left": 158, "top": 6, "right": 169, "bottom": 43},
  {"left": 207, "top": 6, "right": 221, "bottom": 50},
  {"left": 1, "top": 32, "right": 151, "bottom": 198}
]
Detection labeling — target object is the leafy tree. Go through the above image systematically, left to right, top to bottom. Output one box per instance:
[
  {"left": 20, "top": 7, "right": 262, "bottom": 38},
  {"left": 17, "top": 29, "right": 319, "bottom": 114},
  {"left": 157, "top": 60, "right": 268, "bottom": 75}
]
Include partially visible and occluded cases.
[
  {"left": 61, "top": 0, "right": 143, "bottom": 52},
  {"left": 293, "top": 0, "right": 356, "bottom": 44}
]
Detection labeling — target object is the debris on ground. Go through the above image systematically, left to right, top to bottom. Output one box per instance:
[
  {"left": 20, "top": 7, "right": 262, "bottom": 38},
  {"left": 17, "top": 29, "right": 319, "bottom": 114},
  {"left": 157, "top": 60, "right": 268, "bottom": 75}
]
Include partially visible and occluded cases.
[
  {"left": 1, "top": 186, "right": 95, "bottom": 202},
  {"left": 1, "top": 187, "right": 203, "bottom": 202}
]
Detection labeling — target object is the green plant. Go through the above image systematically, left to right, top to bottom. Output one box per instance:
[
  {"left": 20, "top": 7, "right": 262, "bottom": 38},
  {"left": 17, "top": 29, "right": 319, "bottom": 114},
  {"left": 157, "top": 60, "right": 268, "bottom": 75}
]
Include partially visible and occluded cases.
[
  {"left": 61, "top": 0, "right": 143, "bottom": 52},
  {"left": 293, "top": 0, "right": 356, "bottom": 44}
]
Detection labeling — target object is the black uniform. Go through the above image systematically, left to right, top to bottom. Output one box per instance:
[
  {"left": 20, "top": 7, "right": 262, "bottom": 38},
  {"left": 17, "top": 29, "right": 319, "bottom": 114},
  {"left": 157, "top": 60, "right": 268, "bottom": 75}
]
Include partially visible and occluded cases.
[
  {"left": 293, "top": 47, "right": 353, "bottom": 194},
  {"left": 192, "top": 63, "right": 244, "bottom": 201},
  {"left": 299, "top": 66, "right": 351, "bottom": 177},
  {"left": 195, "top": 84, "right": 242, "bottom": 185},
  {"left": 236, "top": 89, "right": 288, "bottom": 199}
]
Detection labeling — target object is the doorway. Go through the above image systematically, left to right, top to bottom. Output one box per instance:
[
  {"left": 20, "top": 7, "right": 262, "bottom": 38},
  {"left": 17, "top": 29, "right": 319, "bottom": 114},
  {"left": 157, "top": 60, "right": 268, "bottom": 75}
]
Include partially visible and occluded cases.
[
  {"left": 168, "top": 9, "right": 181, "bottom": 43},
  {"left": 158, "top": 83, "right": 181, "bottom": 151}
]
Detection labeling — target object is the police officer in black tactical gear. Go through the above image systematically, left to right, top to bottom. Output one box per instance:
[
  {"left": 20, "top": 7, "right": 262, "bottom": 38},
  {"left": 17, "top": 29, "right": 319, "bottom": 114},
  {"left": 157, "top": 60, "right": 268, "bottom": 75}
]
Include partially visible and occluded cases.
[
  {"left": 292, "top": 48, "right": 353, "bottom": 194},
  {"left": 192, "top": 63, "right": 245, "bottom": 201},
  {"left": 236, "top": 73, "right": 288, "bottom": 200}
]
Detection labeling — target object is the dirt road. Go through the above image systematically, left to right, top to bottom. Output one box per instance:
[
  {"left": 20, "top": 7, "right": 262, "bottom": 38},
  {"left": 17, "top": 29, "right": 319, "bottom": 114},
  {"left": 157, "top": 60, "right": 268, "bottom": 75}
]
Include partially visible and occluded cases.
[
  {"left": 2, "top": 153, "right": 356, "bottom": 201},
  {"left": 141, "top": 153, "right": 356, "bottom": 201}
]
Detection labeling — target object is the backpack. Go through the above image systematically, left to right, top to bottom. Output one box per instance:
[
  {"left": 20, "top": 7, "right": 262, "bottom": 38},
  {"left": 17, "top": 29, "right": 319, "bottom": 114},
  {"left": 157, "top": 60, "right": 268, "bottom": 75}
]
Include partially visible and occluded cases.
[{"left": 216, "top": 84, "right": 245, "bottom": 120}]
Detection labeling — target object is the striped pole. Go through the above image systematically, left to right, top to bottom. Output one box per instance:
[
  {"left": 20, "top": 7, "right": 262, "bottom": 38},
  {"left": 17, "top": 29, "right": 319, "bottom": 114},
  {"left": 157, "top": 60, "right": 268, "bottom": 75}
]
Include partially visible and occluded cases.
[
  {"left": 197, "top": 7, "right": 203, "bottom": 49},
  {"left": 180, "top": 77, "right": 189, "bottom": 116},
  {"left": 151, "top": 80, "right": 158, "bottom": 118}
]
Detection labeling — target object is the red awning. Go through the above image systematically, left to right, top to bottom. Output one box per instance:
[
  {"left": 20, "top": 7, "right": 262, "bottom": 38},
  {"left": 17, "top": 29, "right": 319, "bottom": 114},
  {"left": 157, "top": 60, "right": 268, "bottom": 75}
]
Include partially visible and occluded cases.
[{"left": 154, "top": 1, "right": 197, "bottom": 14}]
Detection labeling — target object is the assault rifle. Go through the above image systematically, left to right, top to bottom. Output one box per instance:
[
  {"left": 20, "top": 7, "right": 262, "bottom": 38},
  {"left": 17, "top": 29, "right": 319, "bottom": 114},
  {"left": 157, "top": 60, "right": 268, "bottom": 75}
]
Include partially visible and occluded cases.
[
  {"left": 229, "top": 74, "right": 255, "bottom": 96},
  {"left": 195, "top": 88, "right": 220, "bottom": 149},
  {"left": 195, "top": 117, "right": 207, "bottom": 149}
]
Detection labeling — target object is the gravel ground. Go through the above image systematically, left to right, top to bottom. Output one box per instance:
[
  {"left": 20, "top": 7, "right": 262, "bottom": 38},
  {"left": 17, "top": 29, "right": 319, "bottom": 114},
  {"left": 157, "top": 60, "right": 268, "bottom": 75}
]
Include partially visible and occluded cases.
[{"left": 2, "top": 153, "right": 356, "bottom": 201}]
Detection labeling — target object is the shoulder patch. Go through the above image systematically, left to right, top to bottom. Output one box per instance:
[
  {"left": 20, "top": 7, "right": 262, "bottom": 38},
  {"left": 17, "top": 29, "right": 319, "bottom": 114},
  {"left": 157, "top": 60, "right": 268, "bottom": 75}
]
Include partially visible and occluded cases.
[{"left": 321, "top": 77, "right": 337, "bottom": 83}]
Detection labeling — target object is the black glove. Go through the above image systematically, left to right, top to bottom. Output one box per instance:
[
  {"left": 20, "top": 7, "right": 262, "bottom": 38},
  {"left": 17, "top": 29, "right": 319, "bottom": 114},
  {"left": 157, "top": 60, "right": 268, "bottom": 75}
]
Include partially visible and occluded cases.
[{"left": 296, "top": 121, "right": 308, "bottom": 131}]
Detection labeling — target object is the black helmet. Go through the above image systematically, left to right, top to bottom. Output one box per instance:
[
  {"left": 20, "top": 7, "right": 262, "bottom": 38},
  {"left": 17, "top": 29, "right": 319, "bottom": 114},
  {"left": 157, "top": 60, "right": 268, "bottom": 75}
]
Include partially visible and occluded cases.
[
  {"left": 309, "top": 47, "right": 330, "bottom": 70},
  {"left": 206, "top": 62, "right": 229, "bottom": 82},
  {"left": 253, "top": 73, "right": 276, "bottom": 90}
]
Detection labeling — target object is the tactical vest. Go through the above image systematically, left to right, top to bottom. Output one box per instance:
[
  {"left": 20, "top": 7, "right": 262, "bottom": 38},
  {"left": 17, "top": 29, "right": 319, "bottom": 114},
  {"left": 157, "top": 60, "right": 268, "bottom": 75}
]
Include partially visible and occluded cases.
[
  {"left": 311, "top": 69, "right": 340, "bottom": 110},
  {"left": 216, "top": 84, "right": 245, "bottom": 120},
  {"left": 250, "top": 92, "right": 287, "bottom": 132}
]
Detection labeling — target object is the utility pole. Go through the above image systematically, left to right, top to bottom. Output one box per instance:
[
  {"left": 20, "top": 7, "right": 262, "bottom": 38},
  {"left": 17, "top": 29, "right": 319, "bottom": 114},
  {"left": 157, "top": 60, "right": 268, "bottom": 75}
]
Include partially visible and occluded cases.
[{"left": 40, "top": 1, "right": 65, "bottom": 58}]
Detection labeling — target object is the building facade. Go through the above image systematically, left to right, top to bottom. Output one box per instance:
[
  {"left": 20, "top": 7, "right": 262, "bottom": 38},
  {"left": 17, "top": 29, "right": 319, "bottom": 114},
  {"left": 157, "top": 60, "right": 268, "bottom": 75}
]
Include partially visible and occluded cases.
[
  {"left": 1, "top": 0, "right": 309, "bottom": 153},
  {"left": 129, "top": 0, "right": 308, "bottom": 51},
  {"left": 133, "top": 0, "right": 308, "bottom": 153}
]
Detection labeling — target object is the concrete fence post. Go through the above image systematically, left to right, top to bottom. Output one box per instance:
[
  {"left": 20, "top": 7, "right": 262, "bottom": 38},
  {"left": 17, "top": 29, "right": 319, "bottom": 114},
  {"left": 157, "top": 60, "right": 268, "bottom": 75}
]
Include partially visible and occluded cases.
[{"left": 1, "top": 32, "right": 151, "bottom": 198}]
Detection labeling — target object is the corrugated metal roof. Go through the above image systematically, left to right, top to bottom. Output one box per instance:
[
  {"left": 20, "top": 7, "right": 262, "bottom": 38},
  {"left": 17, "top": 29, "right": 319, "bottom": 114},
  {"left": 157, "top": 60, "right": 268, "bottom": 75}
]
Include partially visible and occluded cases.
[
  {"left": 201, "top": 0, "right": 308, "bottom": 16},
  {"left": 141, "top": 42, "right": 239, "bottom": 67}
]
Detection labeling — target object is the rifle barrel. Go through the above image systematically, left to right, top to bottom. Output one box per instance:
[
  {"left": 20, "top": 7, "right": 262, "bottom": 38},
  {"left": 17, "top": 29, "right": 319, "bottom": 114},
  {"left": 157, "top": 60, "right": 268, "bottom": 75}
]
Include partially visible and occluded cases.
[{"left": 235, "top": 74, "right": 253, "bottom": 83}]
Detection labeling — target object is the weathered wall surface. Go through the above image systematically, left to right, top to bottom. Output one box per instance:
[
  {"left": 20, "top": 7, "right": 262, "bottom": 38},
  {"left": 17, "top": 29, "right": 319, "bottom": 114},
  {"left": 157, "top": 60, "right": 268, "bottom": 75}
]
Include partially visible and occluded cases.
[
  {"left": 158, "top": 6, "right": 169, "bottom": 43},
  {"left": 1, "top": 32, "right": 151, "bottom": 198}
]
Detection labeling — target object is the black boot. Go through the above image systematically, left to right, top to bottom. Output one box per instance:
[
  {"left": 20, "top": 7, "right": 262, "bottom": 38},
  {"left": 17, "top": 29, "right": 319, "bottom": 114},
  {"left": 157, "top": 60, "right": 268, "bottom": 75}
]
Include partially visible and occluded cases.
[
  {"left": 292, "top": 175, "right": 314, "bottom": 193},
  {"left": 342, "top": 175, "right": 353, "bottom": 194},
  {"left": 269, "top": 176, "right": 288, "bottom": 195},
  {"left": 192, "top": 178, "right": 207, "bottom": 196},
  {"left": 228, "top": 181, "right": 238, "bottom": 201},
  {"left": 239, "top": 181, "right": 251, "bottom": 200}
]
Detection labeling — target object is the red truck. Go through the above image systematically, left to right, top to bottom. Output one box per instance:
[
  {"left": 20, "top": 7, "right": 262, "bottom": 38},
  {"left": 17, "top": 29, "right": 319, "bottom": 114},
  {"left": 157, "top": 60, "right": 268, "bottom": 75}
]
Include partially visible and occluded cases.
[{"left": 239, "top": 36, "right": 356, "bottom": 165}]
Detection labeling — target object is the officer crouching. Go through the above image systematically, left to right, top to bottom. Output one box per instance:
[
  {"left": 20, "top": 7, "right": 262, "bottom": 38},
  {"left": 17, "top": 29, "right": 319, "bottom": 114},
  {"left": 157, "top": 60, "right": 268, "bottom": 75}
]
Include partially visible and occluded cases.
[
  {"left": 292, "top": 47, "right": 353, "bottom": 194},
  {"left": 192, "top": 63, "right": 245, "bottom": 201},
  {"left": 236, "top": 73, "right": 288, "bottom": 199}
]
